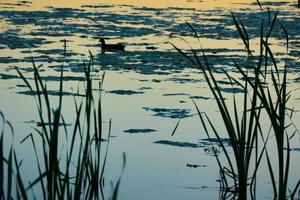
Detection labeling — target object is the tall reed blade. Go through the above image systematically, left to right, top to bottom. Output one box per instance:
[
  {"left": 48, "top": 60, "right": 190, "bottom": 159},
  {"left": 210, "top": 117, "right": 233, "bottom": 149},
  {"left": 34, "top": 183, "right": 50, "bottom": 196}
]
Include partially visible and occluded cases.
[
  {"left": 173, "top": 5, "right": 298, "bottom": 199},
  {"left": 12, "top": 45, "right": 120, "bottom": 199}
]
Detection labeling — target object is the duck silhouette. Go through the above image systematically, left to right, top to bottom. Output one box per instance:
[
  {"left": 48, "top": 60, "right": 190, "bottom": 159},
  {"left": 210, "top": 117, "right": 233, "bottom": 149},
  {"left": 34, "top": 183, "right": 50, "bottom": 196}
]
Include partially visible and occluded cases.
[{"left": 99, "top": 38, "right": 125, "bottom": 53}]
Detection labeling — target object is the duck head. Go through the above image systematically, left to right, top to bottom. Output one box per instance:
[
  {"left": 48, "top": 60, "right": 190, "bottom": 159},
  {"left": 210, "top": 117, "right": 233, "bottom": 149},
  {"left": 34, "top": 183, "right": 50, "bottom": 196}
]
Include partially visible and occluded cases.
[{"left": 99, "top": 38, "right": 105, "bottom": 45}]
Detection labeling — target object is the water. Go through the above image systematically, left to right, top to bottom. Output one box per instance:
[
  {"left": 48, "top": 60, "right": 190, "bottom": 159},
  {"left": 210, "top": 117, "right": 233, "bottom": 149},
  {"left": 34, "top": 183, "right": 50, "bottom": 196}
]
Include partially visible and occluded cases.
[{"left": 0, "top": 0, "right": 300, "bottom": 199}]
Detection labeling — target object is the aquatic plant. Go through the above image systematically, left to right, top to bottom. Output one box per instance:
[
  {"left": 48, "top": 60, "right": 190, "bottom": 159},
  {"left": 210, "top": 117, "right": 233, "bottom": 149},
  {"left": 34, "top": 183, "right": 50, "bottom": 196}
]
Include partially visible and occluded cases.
[
  {"left": 173, "top": 2, "right": 300, "bottom": 199},
  {"left": 229, "top": 6, "right": 300, "bottom": 199},
  {"left": 173, "top": 26, "right": 263, "bottom": 199},
  {"left": 0, "top": 44, "right": 124, "bottom": 199},
  {"left": 15, "top": 50, "right": 114, "bottom": 199},
  {"left": 0, "top": 111, "right": 17, "bottom": 200}
]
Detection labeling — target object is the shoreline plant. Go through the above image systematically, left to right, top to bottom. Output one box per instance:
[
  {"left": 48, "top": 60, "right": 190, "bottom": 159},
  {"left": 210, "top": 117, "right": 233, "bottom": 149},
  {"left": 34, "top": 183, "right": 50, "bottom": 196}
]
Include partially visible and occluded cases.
[
  {"left": 173, "top": 1, "right": 300, "bottom": 199},
  {"left": 1, "top": 46, "right": 124, "bottom": 199}
]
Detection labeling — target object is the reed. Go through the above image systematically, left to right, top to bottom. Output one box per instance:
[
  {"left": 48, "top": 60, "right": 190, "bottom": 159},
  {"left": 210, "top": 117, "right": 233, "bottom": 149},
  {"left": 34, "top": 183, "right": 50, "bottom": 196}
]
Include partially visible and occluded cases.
[
  {"left": 173, "top": 2, "right": 299, "bottom": 199},
  {"left": 231, "top": 7, "right": 300, "bottom": 199},
  {"left": 173, "top": 29, "right": 263, "bottom": 199},
  {"left": 0, "top": 44, "right": 124, "bottom": 199},
  {"left": 15, "top": 50, "right": 114, "bottom": 199},
  {"left": 0, "top": 111, "right": 17, "bottom": 200},
  {"left": 1, "top": 111, "right": 29, "bottom": 200}
]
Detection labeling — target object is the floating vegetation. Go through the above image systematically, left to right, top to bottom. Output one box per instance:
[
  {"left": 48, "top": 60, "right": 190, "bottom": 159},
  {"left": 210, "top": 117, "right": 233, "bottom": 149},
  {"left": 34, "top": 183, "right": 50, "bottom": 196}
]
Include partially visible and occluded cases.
[
  {"left": 0, "top": 1, "right": 31, "bottom": 7},
  {"left": 0, "top": 32, "right": 52, "bottom": 49},
  {"left": 0, "top": 56, "right": 21, "bottom": 63},
  {"left": 0, "top": 73, "right": 19, "bottom": 79},
  {"left": 138, "top": 86, "right": 153, "bottom": 90},
  {"left": 217, "top": 86, "right": 245, "bottom": 94},
  {"left": 107, "top": 89, "right": 144, "bottom": 95},
  {"left": 17, "top": 90, "right": 85, "bottom": 96},
  {"left": 163, "top": 93, "right": 189, "bottom": 96},
  {"left": 190, "top": 95, "right": 210, "bottom": 100},
  {"left": 143, "top": 107, "right": 191, "bottom": 118},
  {"left": 24, "top": 119, "right": 72, "bottom": 127},
  {"left": 123, "top": 128, "right": 157, "bottom": 134},
  {"left": 199, "top": 138, "right": 231, "bottom": 147},
  {"left": 154, "top": 140, "right": 201, "bottom": 148},
  {"left": 203, "top": 146, "right": 221, "bottom": 157},
  {"left": 285, "top": 147, "right": 300, "bottom": 152},
  {"left": 186, "top": 163, "right": 207, "bottom": 168}
]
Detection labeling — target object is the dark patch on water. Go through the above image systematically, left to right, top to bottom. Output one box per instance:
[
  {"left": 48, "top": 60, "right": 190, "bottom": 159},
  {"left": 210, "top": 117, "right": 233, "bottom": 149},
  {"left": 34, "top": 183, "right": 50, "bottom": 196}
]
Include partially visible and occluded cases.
[
  {"left": 0, "top": 1, "right": 31, "bottom": 7},
  {"left": 18, "top": 1, "right": 32, "bottom": 4},
  {"left": 249, "top": 1, "right": 289, "bottom": 7},
  {"left": 81, "top": 4, "right": 114, "bottom": 9},
  {"left": 132, "top": 6, "right": 162, "bottom": 12},
  {"left": 167, "top": 6, "right": 197, "bottom": 11},
  {"left": 51, "top": 7, "right": 86, "bottom": 12},
  {"left": 0, "top": 32, "right": 52, "bottom": 49},
  {"left": 145, "top": 46, "right": 158, "bottom": 50},
  {"left": 214, "top": 48, "right": 245, "bottom": 53},
  {"left": 33, "top": 49, "right": 84, "bottom": 57},
  {"left": 23, "top": 55, "right": 55, "bottom": 63},
  {"left": 0, "top": 57, "right": 21, "bottom": 64},
  {"left": 12, "top": 72, "right": 86, "bottom": 82},
  {"left": 0, "top": 73, "right": 19, "bottom": 79},
  {"left": 45, "top": 75, "right": 86, "bottom": 82},
  {"left": 293, "top": 76, "right": 300, "bottom": 83},
  {"left": 167, "top": 77, "right": 201, "bottom": 84},
  {"left": 150, "top": 79, "right": 161, "bottom": 83},
  {"left": 217, "top": 80, "right": 235, "bottom": 85},
  {"left": 16, "top": 84, "right": 27, "bottom": 88},
  {"left": 138, "top": 86, "right": 152, "bottom": 90},
  {"left": 218, "top": 87, "right": 245, "bottom": 94},
  {"left": 107, "top": 89, "right": 144, "bottom": 95},
  {"left": 17, "top": 90, "right": 85, "bottom": 96},
  {"left": 163, "top": 93, "right": 188, "bottom": 96},
  {"left": 190, "top": 96, "right": 210, "bottom": 100},
  {"left": 143, "top": 107, "right": 191, "bottom": 118},
  {"left": 24, "top": 120, "right": 71, "bottom": 127},
  {"left": 123, "top": 128, "right": 157, "bottom": 134},
  {"left": 199, "top": 138, "right": 231, "bottom": 147},
  {"left": 154, "top": 140, "right": 202, "bottom": 148},
  {"left": 203, "top": 146, "right": 221, "bottom": 156},
  {"left": 284, "top": 147, "right": 300, "bottom": 152},
  {"left": 186, "top": 163, "right": 207, "bottom": 168},
  {"left": 181, "top": 186, "right": 203, "bottom": 190},
  {"left": 200, "top": 186, "right": 210, "bottom": 189}
]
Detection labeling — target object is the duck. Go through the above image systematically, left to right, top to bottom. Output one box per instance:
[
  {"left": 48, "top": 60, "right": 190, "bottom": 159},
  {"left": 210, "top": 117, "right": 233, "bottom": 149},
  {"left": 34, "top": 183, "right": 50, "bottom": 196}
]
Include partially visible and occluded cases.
[{"left": 99, "top": 38, "right": 125, "bottom": 53}]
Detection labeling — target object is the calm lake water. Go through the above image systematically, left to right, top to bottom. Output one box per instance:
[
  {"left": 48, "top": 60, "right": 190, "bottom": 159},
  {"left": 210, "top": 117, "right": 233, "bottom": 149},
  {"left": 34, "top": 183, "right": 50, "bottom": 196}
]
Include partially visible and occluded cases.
[{"left": 0, "top": 0, "right": 300, "bottom": 199}]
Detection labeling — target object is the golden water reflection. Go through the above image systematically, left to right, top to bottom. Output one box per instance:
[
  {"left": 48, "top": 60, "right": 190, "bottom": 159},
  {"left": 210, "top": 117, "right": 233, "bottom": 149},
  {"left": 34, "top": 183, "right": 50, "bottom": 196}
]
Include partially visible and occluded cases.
[{"left": 0, "top": 0, "right": 294, "bottom": 11}]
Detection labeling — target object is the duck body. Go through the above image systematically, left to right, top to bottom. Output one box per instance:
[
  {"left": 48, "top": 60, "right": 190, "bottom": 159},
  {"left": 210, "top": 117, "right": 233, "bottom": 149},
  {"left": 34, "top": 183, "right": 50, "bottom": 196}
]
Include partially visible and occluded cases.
[{"left": 99, "top": 38, "right": 125, "bottom": 53}]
